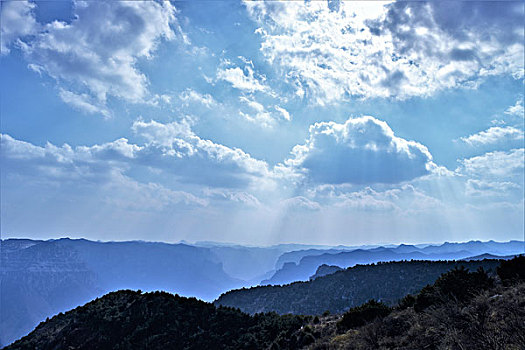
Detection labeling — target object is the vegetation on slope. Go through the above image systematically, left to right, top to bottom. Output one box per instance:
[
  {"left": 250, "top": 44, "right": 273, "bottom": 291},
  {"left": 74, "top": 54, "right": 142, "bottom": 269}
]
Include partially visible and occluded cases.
[
  {"left": 306, "top": 256, "right": 525, "bottom": 349},
  {"left": 5, "top": 257, "right": 524, "bottom": 350},
  {"left": 215, "top": 259, "right": 502, "bottom": 315},
  {"left": 5, "top": 290, "right": 314, "bottom": 350}
]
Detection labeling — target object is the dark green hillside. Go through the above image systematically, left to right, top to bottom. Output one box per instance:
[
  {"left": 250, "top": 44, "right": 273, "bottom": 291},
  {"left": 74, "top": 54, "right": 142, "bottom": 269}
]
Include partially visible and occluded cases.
[
  {"left": 308, "top": 256, "right": 525, "bottom": 349},
  {"left": 215, "top": 260, "right": 502, "bottom": 315},
  {"left": 5, "top": 290, "right": 313, "bottom": 350}
]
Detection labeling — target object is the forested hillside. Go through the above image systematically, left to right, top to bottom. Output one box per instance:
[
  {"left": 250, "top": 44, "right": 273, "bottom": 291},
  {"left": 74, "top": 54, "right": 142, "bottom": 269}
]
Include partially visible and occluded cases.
[
  {"left": 307, "top": 256, "right": 525, "bottom": 349},
  {"left": 5, "top": 257, "right": 524, "bottom": 350},
  {"left": 215, "top": 260, "right": 502, "bottom": 315},
  {"left": 4, "top": 290, "right": 313, "bottom": 350}
]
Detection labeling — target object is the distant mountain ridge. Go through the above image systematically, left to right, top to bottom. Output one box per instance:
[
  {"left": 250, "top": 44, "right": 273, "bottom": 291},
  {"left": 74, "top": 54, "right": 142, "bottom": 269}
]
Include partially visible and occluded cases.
[
  {"left": 1, "top": 237, "right": 522, "bottom": 346},
  {"left": 0, "top": 238, "right": 243, "bottom": 346},
  {"left": 262, "top": 240, "right": 524, "bottom": 285},
  {"left": 7, "top": 258, "right": 524, "bottom": 350},
  {"left": 215, "top": 259, "right": 504, "bottom": 315},
  {"left": 309, "top": 264, "right": 343, "bottom": 280}
]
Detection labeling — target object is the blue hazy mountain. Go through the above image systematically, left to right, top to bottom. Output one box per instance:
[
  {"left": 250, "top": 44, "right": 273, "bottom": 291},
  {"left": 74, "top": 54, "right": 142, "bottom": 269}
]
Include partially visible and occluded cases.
[
  {"left": 2, "top": 237, "right": 523, "bottom": 346},
  {"left": 0, "top": 238, "right": 243, "bottom": 346},
  {"left": 261, "top": 241, "right": 524, "bottom": 285},
  {"left": 203, "top": 246, "right": 287, "bottom": 283},
  {"left": 309, "top": 264, "right": 343, "bottom": 280}
]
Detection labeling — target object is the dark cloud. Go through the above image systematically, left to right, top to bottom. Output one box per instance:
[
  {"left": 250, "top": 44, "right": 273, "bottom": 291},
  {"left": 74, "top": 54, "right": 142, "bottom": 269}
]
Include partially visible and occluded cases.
[{"left": 369, "top": 1, "right": 524, "bottom": 60}]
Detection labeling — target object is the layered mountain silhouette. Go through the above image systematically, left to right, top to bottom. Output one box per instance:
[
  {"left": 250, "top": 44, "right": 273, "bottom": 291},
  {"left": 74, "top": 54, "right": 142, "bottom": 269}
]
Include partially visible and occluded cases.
[
  {"left": 1, "top": 237, "right": 522, "bottom": 346},
  {"left": 0, "top": 238, "right": 242, "bottom": 346},
  {"left": 261, "top": 240, "right": 523, "bottom": 285},
  {"left": 6, "top": 257, "right": 524, "bottom": 350},
  {"left": 215, "top": 259, "right": 503, "bottom": 315}
]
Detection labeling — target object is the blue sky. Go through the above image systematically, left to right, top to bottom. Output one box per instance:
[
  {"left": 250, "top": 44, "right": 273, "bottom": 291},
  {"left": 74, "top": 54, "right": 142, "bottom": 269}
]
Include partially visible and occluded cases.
[{"left": 1, "top": 0, "right": 524, "bottom": 245}]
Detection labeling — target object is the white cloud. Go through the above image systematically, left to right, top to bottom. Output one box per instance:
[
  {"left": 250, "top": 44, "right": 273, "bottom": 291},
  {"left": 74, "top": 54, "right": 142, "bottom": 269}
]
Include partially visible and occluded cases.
[
  {"left": 0, "top": 0, "right": 38, "bottom": 54},
  {"left": 19, "top": 1, "right": 178, "bottom": 114},
  {"left": 245, "top": 1, "right": 524, "bottom": 104},
  {"left": 217, "top": 66, "right": 268, "bottom": 93},
  {"left": 58, "top": 89, "right": 111, "bottom": 118},
  {"left": 179, "top": 89, "right": 216, "bottom": 108},
  {"left": 238, "top": 96, "right": 276, "bottom": 128},
  {"left": 239, "top": 96, "right": 264, "bottom": 112},
  {"left": 505, "top": 98, "right": 524, "bottom": 118},
  {"left": 275, "top": 106, "right": 291, "bottom": 121},
  {"left": 239, "top": 111, "right": 275, "bottom": 128},
  {"left": 2, "top": 115, "right": 272, "bottom": 190},
  {"left": 283, "top": 116, "right": 434, "bottom": 185},
  {"left": 132, "top": 119, "right": 271, "bottom": 187},
  {"left": 460, "top": 126, "right": 524, "bottom": 146},
  {"left": 0, "top": 133, "right": 208, "bottom": 210},
  {"left": 0, "top": 133, "right": 141, "bottom": 180},
  {"left": 1, "top": 133, "right": 142, "bottom": 162},
  {"left": 458, "top": 149, "right": 524, "bottom": 178},
  {"left": 103, "top": 173, "right": 208, "bottom": 210},
  {"left": 465, "top": 179, "right": 520, "bottom": 197},
  {"left": 312, "top": 184, "right": 442, "bottom": 213},
  {"left": 333, "top": 187, "right": 398, "bottom": 212},
  {"left": 203, "top": 188, "right": 261, "bottom": 207},
  {"left": 280, "top": 196, "right": 321, "bottom": 211}
]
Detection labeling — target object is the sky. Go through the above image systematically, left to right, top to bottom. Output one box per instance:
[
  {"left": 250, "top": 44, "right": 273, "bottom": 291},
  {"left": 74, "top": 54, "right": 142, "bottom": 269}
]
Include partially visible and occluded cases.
[{"left": 0, "top": 0, "right": 524, "bottom": 246}]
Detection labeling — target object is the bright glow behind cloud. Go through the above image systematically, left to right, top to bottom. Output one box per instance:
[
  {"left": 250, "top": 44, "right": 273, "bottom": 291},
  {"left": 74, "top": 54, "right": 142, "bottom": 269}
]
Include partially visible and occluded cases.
[{"left": 245, "top": 0, "right": 524, "bottom": 104}]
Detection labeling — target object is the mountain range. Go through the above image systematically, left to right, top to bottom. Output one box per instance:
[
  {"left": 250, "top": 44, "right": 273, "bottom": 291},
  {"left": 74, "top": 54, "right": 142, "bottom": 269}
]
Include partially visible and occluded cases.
[
  {"left": 1, "top": 237, "right": 523, "bottom": 346},
  {"left": 0, "top": 238, "right": 242, "bottom": 346},
  {"left": 261, "top": 240, "right": 524, "bottom": 285},
  {"left": 5, "top": 257, "right": 524, "bottom": 350},
  {"left": 215, "top": 259, "right": 503, "bottom": 315}
]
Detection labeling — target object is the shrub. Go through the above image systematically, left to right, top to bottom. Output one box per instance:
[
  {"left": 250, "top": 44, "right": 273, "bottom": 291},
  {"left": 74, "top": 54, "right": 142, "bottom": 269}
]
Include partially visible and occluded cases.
[
  {"left": 497, "top": 255, "right": 525, "bottom": 285},
  {"left": 414, "top": 266, "right": 494, "bottom": 312},
  {"left": 397, "top": 294, "right": 415, "bottom": 310},
  {"left": 337, "top": 300, "right": 391, "bottom": 331}
]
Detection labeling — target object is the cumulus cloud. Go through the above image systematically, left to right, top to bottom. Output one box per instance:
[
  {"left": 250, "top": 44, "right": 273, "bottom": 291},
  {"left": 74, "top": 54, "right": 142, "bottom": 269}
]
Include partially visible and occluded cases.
[
  {"left": 0, "top": 0, "right": 38, "bottom": 54},
  {"left": 18, "top": 1, "right": 178, "bottom": 114},
  {"left": 245, "top": 1, "right": 524, "bottom": 104},
  {"left": 368, "top": 1, "right": 524, "bottom": 80},
  {"left": 374, "top": 1, "right": 523, "bottom": 57},
  {"left": 217, "top": 65, "right": 268, "bottom": 93},
  {"left": 58, "top": 89, "right": 111, "bottom": 118},
  {"left": 179, "top": 89, "right": 217, "bottom": 109},
  {"left": 238, "top": 96, "right": 277, "bottom": 128},
  {"left": 505, "top": 98, "right": 524, "bottom": 118},
  {"left": 274, "top": 106, "right": 291, "bottom": 121},
  {"left": 2, "top": 114, "right": 272, "bottom": 192},
  {"left": 283, "top": 116, "right": 434, "bottom": 185},
  {"left": 132, "top": 119, "right": 270, "bottom": 187},
  {"left": 460, "top": 126, "right": 524, "bottom": 146},
  {"left": 0, "top": 133, "right": 140, "bottom": 183},
  {"left": 1, "top": 134, "right": 204, "bottom": 213},
  {"left": 458, "top": 149, "right": 524, "bottom": 178},
  {"left": 103, "top": 173, "right": 208, "bottom": 210},
  {"left": 465, "top": 179, "right": 520, "bottom": 197},
  {"left": 310, "top": 184, "right": 442, "bottom": 213},
  {"left": 333, "top": 187, "right": 398, "bottom": 212},
  {"left": 203, "top": 188, "right": 261, "bottom": 208},
  {"left": 280, "top": 196, "right": 321, "bottom": 211}
]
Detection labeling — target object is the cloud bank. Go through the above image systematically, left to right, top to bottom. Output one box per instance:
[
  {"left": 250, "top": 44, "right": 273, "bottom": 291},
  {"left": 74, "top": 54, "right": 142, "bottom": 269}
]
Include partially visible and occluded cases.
[
  {"left": 245, "top": 1, "right": 524, "bottom": 105},
  {"left": 284, "top": 116, "right": 434, "bottom": 185}
]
